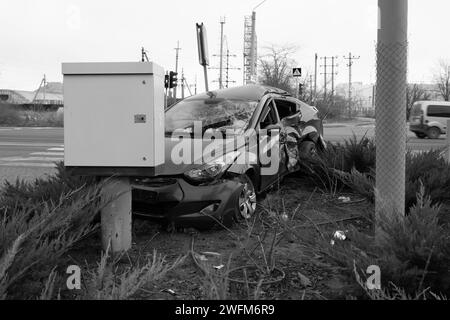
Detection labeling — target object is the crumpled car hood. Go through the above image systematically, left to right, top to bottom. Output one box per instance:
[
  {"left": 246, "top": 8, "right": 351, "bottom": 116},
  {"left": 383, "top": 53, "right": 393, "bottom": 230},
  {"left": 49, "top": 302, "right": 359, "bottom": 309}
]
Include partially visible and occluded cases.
[{"left": 157, "top": 136, "right": 242, "bottom": 176}]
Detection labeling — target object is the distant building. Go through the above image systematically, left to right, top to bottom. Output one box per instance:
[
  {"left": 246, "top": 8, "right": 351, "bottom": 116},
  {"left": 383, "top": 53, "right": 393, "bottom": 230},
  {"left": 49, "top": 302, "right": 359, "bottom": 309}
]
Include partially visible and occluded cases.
[{"left": 0, "top": 82, "right": 63, "bottom": 108}]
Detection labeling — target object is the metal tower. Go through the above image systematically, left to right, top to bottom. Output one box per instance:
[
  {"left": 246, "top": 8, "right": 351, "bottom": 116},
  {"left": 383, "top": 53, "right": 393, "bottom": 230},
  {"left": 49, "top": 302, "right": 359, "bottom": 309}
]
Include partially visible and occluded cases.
[{"left": 243, "top": 14, "right": 257, "bottom": 85}]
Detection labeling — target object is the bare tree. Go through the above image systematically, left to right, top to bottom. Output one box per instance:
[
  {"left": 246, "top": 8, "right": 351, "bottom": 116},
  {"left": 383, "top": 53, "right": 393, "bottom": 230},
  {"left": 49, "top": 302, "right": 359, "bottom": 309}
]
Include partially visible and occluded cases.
[
  {"left": 258, "top": 44, "right": 298, "bottom": 94},
  {"left": 433, "top": 60, "right": 450, "bottom": 101},
  {"left": 406, "top": 83, "right": 431, "bottom": 118}
]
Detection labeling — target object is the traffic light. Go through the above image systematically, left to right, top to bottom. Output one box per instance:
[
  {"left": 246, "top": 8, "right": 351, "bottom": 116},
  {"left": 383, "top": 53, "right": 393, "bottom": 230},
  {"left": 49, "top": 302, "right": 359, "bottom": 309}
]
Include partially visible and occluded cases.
[
  {"left": 169, "top": 71, "right": 178, "bottom": 89},
  {"left": 164, "top": 74, "right": 169, "bottom": 89},
  {"left": 298, "top": 83, "right": 304, "bottom": 96}
]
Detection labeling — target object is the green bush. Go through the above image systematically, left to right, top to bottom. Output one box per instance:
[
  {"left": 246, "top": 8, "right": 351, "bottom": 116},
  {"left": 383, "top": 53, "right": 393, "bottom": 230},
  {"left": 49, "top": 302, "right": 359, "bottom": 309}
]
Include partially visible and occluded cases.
[
  {"left": 0, "top": 104, "right": 23, "bottom": 126},
  {"left": 299, "top": 136, "right": 450, "bottom": 209},
  {"left": 405, "top": 150, "right": 450, "bottom": 209},
  {"left": 1, "top": 162, "right": 96, "bottom": 214},
  {"left": 0, "top": 163, "right": 101, "bottom": 299},
  {"left": 0, "top": 183, "right": 104, "bottom": 299},
  {"left": 300, "top": 186, "right": 450, "bottom": 298}
]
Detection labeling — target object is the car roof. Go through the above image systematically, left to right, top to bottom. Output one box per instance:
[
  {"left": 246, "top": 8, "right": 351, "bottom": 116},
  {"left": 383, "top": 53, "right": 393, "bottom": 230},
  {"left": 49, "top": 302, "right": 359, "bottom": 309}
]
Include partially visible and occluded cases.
[
  {"left": 184, "top": 84, "right": 291, "bottom": 102},
  {"left": 416, "top": 100, "right": 450, "bottom": 106}
]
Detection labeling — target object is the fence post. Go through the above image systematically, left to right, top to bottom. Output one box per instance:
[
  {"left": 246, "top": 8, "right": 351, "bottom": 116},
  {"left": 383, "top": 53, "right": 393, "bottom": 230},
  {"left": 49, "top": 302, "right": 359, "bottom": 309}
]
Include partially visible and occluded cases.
[
  {"left": 375, "top": 0, "right": 408, "bottom": 238},
  {"left": 101, "top": 177, "right": 132, "bottom": 253}
]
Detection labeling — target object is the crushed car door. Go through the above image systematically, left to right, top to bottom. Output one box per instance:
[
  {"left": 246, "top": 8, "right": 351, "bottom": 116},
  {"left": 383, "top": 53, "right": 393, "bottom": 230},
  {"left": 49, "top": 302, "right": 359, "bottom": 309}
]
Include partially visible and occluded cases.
[{"left": 258, "top": 98, "right": 286, "bottom": 191}]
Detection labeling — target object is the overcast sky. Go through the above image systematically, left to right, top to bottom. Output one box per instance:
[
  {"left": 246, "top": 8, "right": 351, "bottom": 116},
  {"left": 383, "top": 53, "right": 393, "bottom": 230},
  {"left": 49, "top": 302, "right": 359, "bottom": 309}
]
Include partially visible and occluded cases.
[{"left": 0, "top": 0, "right": 449, "bottom": 91}]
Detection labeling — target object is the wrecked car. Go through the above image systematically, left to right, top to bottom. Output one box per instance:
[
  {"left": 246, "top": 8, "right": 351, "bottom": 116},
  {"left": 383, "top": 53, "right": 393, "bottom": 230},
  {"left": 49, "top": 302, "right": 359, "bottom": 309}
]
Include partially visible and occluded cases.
[{"left": 132, "top": 85, "right": 325, "bottom": 229}]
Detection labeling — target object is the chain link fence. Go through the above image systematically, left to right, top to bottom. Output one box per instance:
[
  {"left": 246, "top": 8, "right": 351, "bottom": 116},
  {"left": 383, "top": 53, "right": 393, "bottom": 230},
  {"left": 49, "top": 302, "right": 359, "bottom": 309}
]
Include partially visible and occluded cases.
[{"left": 375, "top": 41, "right": 408, "bottom": 218}]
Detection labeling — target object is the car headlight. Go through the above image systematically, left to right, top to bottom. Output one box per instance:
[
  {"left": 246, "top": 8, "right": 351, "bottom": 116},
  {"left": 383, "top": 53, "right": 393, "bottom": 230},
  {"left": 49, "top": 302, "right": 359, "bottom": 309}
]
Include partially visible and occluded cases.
[{"left": 184, "top": 151, "right": 240, "bottom": 183}]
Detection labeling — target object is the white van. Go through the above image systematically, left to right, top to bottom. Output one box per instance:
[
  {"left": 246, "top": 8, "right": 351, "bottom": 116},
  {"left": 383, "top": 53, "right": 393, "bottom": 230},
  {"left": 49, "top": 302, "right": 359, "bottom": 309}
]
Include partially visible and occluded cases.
[{"left": 409, "top": 101, "right": 450, "bottom": 139}]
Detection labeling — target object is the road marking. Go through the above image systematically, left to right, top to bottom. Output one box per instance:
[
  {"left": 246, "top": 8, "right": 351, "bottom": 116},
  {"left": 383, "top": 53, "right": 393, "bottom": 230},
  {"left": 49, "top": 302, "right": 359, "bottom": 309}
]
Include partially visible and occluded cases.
[
  {"left": 0, "top": 142, "right": 63, "bottom": 147},
  {"left": 0, "top": 145, "right": 64, "bottom": 168},
  {"left": 30, "top": 152, "right": 64, "bottom": 156},
  {"left": 0, "top": 156, "right": 64, "bottom": 162},
  {"left": 0, "top": 162, "right": 57, "bottom": 168}
]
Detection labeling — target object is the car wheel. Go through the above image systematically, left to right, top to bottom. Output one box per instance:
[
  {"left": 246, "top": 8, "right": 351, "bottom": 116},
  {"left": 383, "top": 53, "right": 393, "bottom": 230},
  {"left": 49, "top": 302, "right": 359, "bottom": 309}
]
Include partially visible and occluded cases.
[
  {"left": 427, "top": 127, "right": 440, "bottom": 139},
  {"left": 415, "top": 132, "right": 426, "bottom": 139},
  {"left": 299, "top": 141, "right": 318, "bottom": 159},
  {"left": 234, "top": 174, "right": 257, "bottom": 221}
]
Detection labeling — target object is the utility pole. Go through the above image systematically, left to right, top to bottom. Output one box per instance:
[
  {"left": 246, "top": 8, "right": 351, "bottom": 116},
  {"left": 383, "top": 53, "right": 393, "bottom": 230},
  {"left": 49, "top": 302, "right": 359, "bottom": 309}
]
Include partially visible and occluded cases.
[
  {"left": 376, "top": 0, "right": 408, "bottom": 238},
  {"left": 219, "top": 17, "right": 225, "bottom": 89},
  {"left": 211, "top": 38, "right": 240, "bottom": 89},
  {"left": 174, "top": 41, "right": 181, "bottom": 99},
  {"left": 141, "top": 47, "right": 149, "bottom": 62},
  {"left": 225, "top": 49, "right": 240, "bottom": 88},
  {"left": 343, "top": 52, "right": 360, "bottom": 118},
  {"left": 314, "top": 53, "right": 318, "bottom": 104},
  {"left": 320, "top": 56, "right": 337, "bottom": 102},
  {"left": 321, "top": 56, "right": 328, "bottom": 100},
  {"left": 331, "top": 56, "right": 338, "bottom": 106},
  {"left": 181, "top": 69, "right": 185, "bottom": 99},
  {"left": 195, "top": 75, "right": 197, "bottom": 95},
  {"left": 309, "top": 75, "right": 314, "bottom": 104}
]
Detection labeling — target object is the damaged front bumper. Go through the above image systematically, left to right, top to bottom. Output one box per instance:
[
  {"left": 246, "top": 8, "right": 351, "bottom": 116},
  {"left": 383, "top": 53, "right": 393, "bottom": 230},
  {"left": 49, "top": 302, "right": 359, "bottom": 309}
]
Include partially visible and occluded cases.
[{"left": 131, "top": 177, "right": 243, "bottom": 229}]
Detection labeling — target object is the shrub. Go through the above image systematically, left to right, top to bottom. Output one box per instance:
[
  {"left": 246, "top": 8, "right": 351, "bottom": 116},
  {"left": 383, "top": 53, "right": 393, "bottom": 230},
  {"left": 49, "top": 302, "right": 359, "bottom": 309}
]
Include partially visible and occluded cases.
[
  {"left": 0, "top": 104, "right": 23, "bottom": 126},
  {"left": 23, "top": 110, "right": 63, "bottom": 127},
  {"left": 299, "top": 136, "right": 450, "bottom": 209},
  {"left": 405, "top": 150, "right": 450, "bottom": 209},
  {"left": 1, "top": 162, "right": 96, "bottom": 215},
  {"left": 0, "top": 163, "right": 101, "bottom": 299},
  {"left": 0, "top": 183, "right": 105, "bottom": 299},
  {"left": 300, "top": 186, "right": 450, "bottom": 298},
  {"left": 81, "top": 246, "right": 184, "bottom": 300}
]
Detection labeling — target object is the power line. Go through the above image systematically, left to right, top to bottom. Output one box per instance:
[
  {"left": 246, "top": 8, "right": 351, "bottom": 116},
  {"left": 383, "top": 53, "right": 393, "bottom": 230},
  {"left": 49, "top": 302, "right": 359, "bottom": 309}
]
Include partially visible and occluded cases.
[{"left": 211, "top": 37, "right": 239, "bottom": 88}]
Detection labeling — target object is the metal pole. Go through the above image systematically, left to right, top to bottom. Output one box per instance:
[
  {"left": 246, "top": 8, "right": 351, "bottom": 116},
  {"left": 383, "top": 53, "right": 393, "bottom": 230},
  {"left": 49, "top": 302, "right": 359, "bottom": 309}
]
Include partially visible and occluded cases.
[
  {"left": 376, "top": 0, "right": 408, "bottom": 236},
  {"left": 249, "top": 11, "right": 256, "bottom": 81},
  {"left": 219, "top": 17, "right": 225, "bottom": 89},
  {"left": 174, "top": 41, "right": 181, "bottom": 99},
  {"left": 226, "top": 49, "right": 229, "bottom": 88},
  {"left": 314, "top": 53, "right": 318, "bottom": 104},
  {"left": 348, "top": 53, "right": 352, "bottom": 118},
  {"left": 323, "top": 57, "right": 327, "bottom": 100},
  {"left": 331, "top": 57, "right": 335, "bottom": 106},
  {"left": 203, "top": 65, "right": 209, "bottom": 92},
  {"left": 181, "top": 69, "right": 185, "bottom": 99},
  {"left": 446, "top": 119, "right": 450, "bottom": 163},
  {"left": 101, "top": 177, "right": 132, "bottom": 253}
]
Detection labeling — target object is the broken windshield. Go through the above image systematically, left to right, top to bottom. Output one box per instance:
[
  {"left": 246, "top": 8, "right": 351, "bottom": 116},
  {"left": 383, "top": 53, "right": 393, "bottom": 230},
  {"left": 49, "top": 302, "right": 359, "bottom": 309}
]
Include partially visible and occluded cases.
[{"left": 165, "top": 98, "right": 258, "bottom": 135}]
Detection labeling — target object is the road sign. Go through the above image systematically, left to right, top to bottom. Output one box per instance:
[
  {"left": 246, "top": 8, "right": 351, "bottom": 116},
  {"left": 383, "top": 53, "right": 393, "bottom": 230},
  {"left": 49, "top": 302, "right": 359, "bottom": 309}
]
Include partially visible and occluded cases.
[{"left": 293, "top": 68, "right": 302, "bottom": 77}]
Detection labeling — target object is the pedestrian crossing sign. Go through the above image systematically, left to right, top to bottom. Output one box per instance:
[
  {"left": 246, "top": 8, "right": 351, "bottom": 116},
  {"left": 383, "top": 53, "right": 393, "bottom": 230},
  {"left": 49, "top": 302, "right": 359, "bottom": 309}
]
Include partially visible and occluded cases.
[{"left": 292, "top": 68, "right": 302, "bottom": 77}]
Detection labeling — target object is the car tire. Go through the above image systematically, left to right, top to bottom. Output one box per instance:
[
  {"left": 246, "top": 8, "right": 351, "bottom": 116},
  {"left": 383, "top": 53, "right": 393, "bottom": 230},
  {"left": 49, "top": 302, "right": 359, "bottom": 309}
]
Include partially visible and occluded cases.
[
  {"left": 427, "top": 127, "right": 441, "bottom": 139},
  {"left": 415, "top": 132, "right": 426, "bottom": 139},
  {"left": 299, "top": 141, "right": 318, "bottom": 159},
  {"left": 233, "top": 173, "right": 257, "bottom": 222}
]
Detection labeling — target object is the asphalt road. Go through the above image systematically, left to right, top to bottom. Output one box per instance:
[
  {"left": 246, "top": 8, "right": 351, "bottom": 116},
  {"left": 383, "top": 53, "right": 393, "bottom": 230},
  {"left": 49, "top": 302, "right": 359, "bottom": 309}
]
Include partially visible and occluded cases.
[
  {"left": 324, "top": 122, "right": 448, "bottom": 151},
  {"left": 0, "top": 123, "right": 448, "bottom": 183},
  {"left": 0, "top": 127, "right": 64, "bottom": 182}
]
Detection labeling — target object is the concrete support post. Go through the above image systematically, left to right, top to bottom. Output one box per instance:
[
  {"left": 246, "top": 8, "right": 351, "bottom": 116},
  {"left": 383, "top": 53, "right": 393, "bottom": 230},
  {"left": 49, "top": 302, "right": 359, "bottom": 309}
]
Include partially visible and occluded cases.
[
  {"left": 375, "top": 0, "right": 408, "bottom": 233},
  {"left": 446, "top": 119, "right": 450, "bottom": 163},
  {"left": 101, "top": 177, "right": 132, "bottom": 253}
]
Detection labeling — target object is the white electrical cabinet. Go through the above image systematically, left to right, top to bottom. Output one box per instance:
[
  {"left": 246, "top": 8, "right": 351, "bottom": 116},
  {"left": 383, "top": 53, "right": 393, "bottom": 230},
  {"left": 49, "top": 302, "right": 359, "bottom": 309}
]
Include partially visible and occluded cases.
[{"left": 62, "top": 62, "right": 165, "bottom": 173}]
